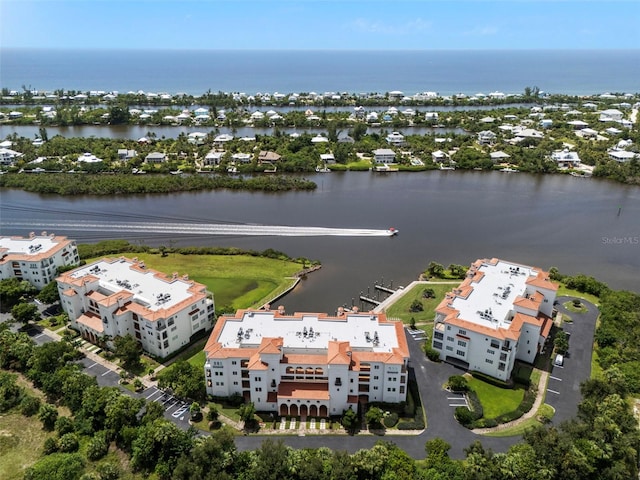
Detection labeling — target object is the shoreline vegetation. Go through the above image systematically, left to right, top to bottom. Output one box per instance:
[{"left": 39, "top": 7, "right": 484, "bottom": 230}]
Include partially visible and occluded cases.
[{"left": 1, "top": 87, "right": 639, "bottom": 187}]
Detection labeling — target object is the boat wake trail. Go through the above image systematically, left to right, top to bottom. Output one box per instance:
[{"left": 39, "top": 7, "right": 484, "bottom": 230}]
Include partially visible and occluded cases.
[{"left": 2, "top": 221, "right": 393, "bottom": 237}]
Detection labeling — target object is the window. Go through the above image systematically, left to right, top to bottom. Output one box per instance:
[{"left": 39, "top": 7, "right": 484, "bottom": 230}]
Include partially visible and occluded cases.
[
  {"left": 447, "top": 325, "right": 451, "bottom": 330},
  {"left": 458, "top": 329, "right": 467, "bottom": 336},
  {"left": 434, "top": 331, "right": 444, "bottom": 340},
  {"left": 447, "top": 336, "right": 454, "bottom": 342},
  {"left": 163, "top": 340, "right": 169, "bottom": 348},
  {"left": 457, "top": 340, "right": 466, "bottom": 347},
  {"left": 490, "top": 340, "right": 500, "bottom": 349},
  {"left": 433, "top": 341, "right": 443, "bottom": 349},
  {"left": 446, "top": 346, "right": 453, "bottom": 351},
  {"left": 487, "top": 349, "right": 495, "bottom": 355},
  {"left": 456, "top": 350, "right": 465, "bottom": 356},
  {"left": 500, "top": 353, "right": 507, "bottom": 361},
  {"left": 485, "top": 359, "right": 493, "bottom": 364},
  {"left": 232, "top": 361, "right": 237, "bottom": 365},
  {"left": 498, "top": 362, "right": 506, "bottom": 371},
  {"left": 374, "top": 365, "right": 380, "bottom": 370},
  {"left": 232, "top": 371, "right": 238, "bottom": 376},
  {"left": 373, "top": 375, "right": 379, "bottom": 380},
  {"left": 255, "top": 377, "right": 261, "bottom": 382},
  {"left": 233, "top": 381, "right": 238, "bottom": 386},
  {"left": 373, "top": 386, "right": 378, "bottom": 390},
  {"left": 400, "top": 386, "right": 405, "bottom": 394},
  {"left": 255, "top": 387, "right": 262, "bottom": 392},
  {"left": 387, "top": 387, "right": 396, "bottom": 392}
]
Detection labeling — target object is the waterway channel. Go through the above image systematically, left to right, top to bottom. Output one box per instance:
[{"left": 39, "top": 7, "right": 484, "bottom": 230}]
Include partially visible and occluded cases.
[{"left": 1, "top": 171, "right": 638, "bottom": 313}]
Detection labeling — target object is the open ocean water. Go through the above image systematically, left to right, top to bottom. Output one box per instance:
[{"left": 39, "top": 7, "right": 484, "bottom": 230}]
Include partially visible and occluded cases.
[{"left": 1, "top": 49, "right": 639, "bottom": 96}]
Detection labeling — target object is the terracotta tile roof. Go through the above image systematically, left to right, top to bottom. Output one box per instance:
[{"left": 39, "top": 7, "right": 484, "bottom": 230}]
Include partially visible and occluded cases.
[
  {"left": 526, "top": 272, "right": 559, "bottom": 291},
  {"left": 77, "top": 312, "right": 104, "bottom": 333},
  {"left": 258, "top": 337, "right": 283, "bottom": 355},
  {"left": 327, "top": 341, "right": 352, "bottom": 365},
  {"left": 248, "top": 353, "right": 269, "bottom": 370},
  {"left": 278, "top": 382, "right": 330, "bottom": 400}
]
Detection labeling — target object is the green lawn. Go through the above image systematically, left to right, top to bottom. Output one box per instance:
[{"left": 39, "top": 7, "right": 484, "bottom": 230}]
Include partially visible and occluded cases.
[
  {"left": 87, "top": 252, "right": 303, "bottom": 309},
  {"left": 385, "top": 283, "right": 457, "bottom": 323},
  {"left": 557, "top": 285, "right": 599, "bottom": 305},
  {"left": 563, "top": 301, "right": 588, "bottom": 314},
  {"left": 466, "top": 375, "right": 526, "bottom": 419},
  {"left": 484, "top": 403, "right": 555, "bottom": 437}
]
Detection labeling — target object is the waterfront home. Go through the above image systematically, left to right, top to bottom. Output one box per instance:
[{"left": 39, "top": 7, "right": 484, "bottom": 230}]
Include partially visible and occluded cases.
[
  {"left": 425, "top": 112, "right": 439, "bottom": 121},
  {"left": 567, "top": 120, "right": 589, "bottom": 130},
  {"left": 477, "top": 130, "right": 497, "bottom": 146},
  {"left": 386, "top": 131, "right": 405, "bottom": 146},
  {"left": 187, "top": 132, "right": 207, "bottom": 145},
  {"left": 214, "top": 134, "right": 234, "bottom": 146},
  {"left": 0, "top": 147, "right": 23, "bottom": 165},
  {"left": 373, "top": 148, "right": 396, "bottom": 164},
  {"left": 551, "top": 149, "right": 581, "bottom": 169},
  {"left": 608, "top": 149, "right": 637, "bottom": 163},
  {"left": 431, "top": 150, "right": 449, "bottom": 162},
  {"left": 203, "top": 151, "right": 224, "bottom": 166},
  {"left": 258, "top": 151, "right": 282, "bottom": 163},
  {"left": 489, "top": 151, "right": 511, "bottom": 163},
  {"left": 145, "top": 152, "right": 168, "bottom": 163},
  {"left": 232, "top": 153, "right": 253, "bottom": 164},
  {"left": 320, "top": 153, "right": 335, "bottom": 165},
  {"left": 0, "top": 232, "right": 79, "bottom": 287},
  {"left": 57, "top": 256, "right": 214, "bottom": 358},
  {"left": 431, "top": 258, "right": 557, "bottom": 382},
  {"left": 204, "top": 308, "right": 409, "bottom": 416}
]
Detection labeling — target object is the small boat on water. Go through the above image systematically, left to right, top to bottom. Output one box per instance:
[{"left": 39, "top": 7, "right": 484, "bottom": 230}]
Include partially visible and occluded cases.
[{"left": 387, "top": 227, "right": 399, "bottom": 236}]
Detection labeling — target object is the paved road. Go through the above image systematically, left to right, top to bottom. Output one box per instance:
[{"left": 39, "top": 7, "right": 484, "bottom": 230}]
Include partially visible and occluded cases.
[
  {"left": 4, "top": 295, "right": 598, "bottom": 460},
  {"left": 545, "top": 296, "right": 599, "bottom": 425}
]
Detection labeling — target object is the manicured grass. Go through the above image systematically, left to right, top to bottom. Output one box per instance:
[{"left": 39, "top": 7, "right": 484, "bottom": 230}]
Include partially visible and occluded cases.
[
  {"left": 346, "top": 159, "right": 373, "bottom": 170},
  {"left": 86, "top": 252, "right": 303, "bottom": 310},
  {"left": 385, "top": 283, "right": 457, "bottom": 323},
  {"left": 557, "top": 285, "right": 599, "bottom": 305},
  {"left": 563, "top": 301, "right": 588, "bottom": 314},
  {"left": 591, "top": 349, "right": 604, "bottom": 379},
  {"left": 188, "top": 350, "right": 206, "bottom": 369},
  {"left": 466, "top": 375, "right": 526, "bottom": 419},
  {"left": 484, "top": 403, "right": 556, "bottom": 437},
  {"left": 0, "top": 412, "right": 56, "bottom": 480}
]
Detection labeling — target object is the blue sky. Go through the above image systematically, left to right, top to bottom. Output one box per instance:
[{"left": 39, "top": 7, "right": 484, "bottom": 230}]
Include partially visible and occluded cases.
[{"left": 1, "top": 0, "right": 638, "bottom": 50}]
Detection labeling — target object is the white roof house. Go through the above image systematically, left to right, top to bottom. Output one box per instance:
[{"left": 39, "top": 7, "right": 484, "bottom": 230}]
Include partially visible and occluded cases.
[
  {"left": 599, "top": 109, "right": 624, "bottom": 122},
  {"left": 477, "top": 130, "right": 497, "bottom": 145},
  {"left": 386, "top": 132, "right": 405, "bottom": 146},
  {"left": 311, "top": 135, "right": 329, "bottom": 143},
  {"left": 0, "top": 148, "right": 23, "bottom": 165},
  {"left": 373, "top": 148, "right": 396, "bottom": 164},
  {"left": 551, "top": 149, "right": 581, "bottom": 168},
  {"left": 608, "top": 150, "right": 637, "bottom": 163},
  {"left": 204, "top": 151, "right": 224, "bottom": 165},
  {"left": 490, "top": 151, "right": 511, "bottom": 162},
  {"left": 77, "top": 152, "right": 103, "bottom": 163},
  {"left": 145, "top": 152, "right": 168, "bottom": 163},
  {"left": 0, "top": 233, "right": 79, "bottom": 287},
  {"left": 57, "top": 256, "right": 214, "bottom": 358},
  {"left": 432, "top": 258, "right": 557, "bottom": 381},
  {"left": 204, "top": 308, "right": 409, "bottom": 417}
]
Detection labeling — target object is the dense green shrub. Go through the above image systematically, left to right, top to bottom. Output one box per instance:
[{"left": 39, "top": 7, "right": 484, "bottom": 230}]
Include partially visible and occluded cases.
[
  {"left": 424, "top": 346, "right": 441, "bottom": 362},
  {"left": 20, "top": 395, "right": 41, "bottom": 417},
  {"left": 455, "top": 407, "right": 474, "bottom": 427},
  {"left": 383, "top": 412, "right": 399, "bottom": 428},
  {"left": 87, "top": 431, "right": 109, "bottom": 461}
]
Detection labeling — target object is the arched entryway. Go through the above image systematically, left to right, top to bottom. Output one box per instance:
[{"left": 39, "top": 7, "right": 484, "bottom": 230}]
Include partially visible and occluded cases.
[
  {"left": 280, "top": 404, "right": 288, "bottom": 416},
  {"left": 290, "top": 404, "right": 298, "bottom": 416},
  {"left": 300, "top": 404, "right": 308, "bottom": 417},
  {"left": 309, "top": 405, "right": 318, "bottom": 416},
  {"left": 319, "top": 405, "right": 328, "bottom": 417}
]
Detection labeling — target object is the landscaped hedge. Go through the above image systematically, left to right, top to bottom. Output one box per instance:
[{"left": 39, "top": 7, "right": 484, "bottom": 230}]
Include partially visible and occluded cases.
[
  {"left": 397, "top": 380, "right": 425, "bottom": 430},
  {"left": 460, "top": 383, "right": 538, "bottom": 429},
  {"left": 466, "top": 390, "right": 483, "bottom": 420},
  {"left": 383, "top": 412, "right": 399, "bottom": 428}
]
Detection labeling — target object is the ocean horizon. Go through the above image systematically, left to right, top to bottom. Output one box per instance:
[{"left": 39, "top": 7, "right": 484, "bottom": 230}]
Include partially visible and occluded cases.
[{"left": 2, "top": 48, "right": 639, "bottom": 97}]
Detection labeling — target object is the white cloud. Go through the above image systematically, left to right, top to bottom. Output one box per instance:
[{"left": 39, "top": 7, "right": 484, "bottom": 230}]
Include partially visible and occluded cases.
[
  {"left": 348, "top": 17, "right": 432, "bottom": 35},
  {"left": 463, "top": 26, "right": 498, "bottom": 36}
]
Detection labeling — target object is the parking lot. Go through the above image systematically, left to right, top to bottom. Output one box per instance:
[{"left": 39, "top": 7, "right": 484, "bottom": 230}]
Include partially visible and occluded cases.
[
  {"left": 406, "top": 326, "right": 428, "bottom": 342},
  {"left": 142, "top": 386, "right": 191, "bottom": 422}
]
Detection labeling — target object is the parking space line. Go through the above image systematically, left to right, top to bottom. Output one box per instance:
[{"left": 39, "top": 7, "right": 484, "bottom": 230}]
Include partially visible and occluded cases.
[
  {"left": 35, "top": 333, "right": 45, "bottom": 338},
  {"left": 87, "top": 362, "right": 98, "bottom": 369},
  {"left": 554, "top": 365, "right": 564, "bottom": 369},
  {"left": 101, "top": 369, "right": 112, "bottom": 376},
  {"left": 549, "top": 376, "right": 562, "bottom": 381},
  {"left": 146, "top": 389, "right": 161, "bottom": 400},
  {"left": 548, "top": 389, "right": 560, "bottom": 395},
  {"left": 449, "top": 403, "right": 468, "bottom": 407}
]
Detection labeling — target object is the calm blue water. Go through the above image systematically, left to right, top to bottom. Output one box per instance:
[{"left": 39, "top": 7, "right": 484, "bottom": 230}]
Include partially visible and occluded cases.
[{"left": 2, "top": 49, "right": 639, "bottom": 96}]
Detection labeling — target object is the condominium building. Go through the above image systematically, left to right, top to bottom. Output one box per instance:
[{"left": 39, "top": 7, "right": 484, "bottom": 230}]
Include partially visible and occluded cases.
[
  {"left": 0, "top": 232, "right": 79, "bottom": 287},
  {"left": 57, "top": 256, "right": 215, "bottom": 358},
  {"left": 431, "top": 258, "right": 558, "bottom": 381},
  {"left": 204, "top": 308, "right": 410, "bottom": 417}
]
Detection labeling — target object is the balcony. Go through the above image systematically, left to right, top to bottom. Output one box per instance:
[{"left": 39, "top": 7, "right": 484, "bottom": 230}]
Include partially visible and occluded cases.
[
  {"left": 358, "top": 375, "right": 370, "bottom": 383},
  {"left": 358, "top": 385, "right": 370, "bottom": 393}
]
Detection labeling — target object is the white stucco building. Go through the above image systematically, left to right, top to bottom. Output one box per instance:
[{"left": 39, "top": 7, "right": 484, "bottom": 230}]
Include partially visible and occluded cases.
[
  {"left": 0, "top": 233, "right": 79, "bottom": 287},
  {"left": 57, "top": 256, "right": 215, "bottom": 357},
  {"left": 431, "top": 258, "right": 557, "bottom": 381},
  {"left": 204, "top": 309, "right": 410, "bottom": 417}
]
